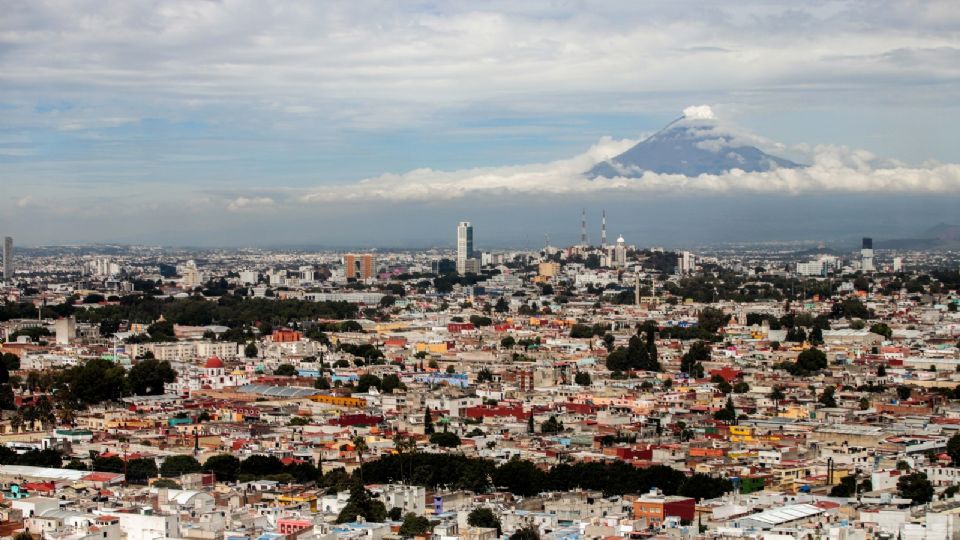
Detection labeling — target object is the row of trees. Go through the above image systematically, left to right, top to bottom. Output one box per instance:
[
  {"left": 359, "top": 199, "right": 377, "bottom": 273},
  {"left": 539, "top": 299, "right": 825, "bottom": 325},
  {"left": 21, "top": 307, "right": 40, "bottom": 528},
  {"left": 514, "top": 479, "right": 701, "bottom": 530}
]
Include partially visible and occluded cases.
[
  {"left": 55, "top": 358, "right": 176, "bottom": 407},
  {"left": 358, "top": 453, "right": 732, "bottom": 500}
]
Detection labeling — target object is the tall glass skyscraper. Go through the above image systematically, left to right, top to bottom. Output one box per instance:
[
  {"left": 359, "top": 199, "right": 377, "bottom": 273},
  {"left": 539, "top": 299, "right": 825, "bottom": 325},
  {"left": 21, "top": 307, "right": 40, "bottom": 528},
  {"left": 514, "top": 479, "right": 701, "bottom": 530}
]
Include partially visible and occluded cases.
[{"left": 456, "top": 221, "right": 473, "bottom": 274}]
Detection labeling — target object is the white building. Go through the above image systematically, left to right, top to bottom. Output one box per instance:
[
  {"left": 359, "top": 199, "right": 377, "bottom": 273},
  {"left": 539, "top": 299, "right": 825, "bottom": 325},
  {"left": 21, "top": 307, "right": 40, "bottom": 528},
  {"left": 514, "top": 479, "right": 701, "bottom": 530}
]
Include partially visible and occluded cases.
[
  {"left": 457, "top": 221, "right": 474, "bottom": 275},
  {"left": 180, "top": 260, "right": 202, "bottom": 289}
]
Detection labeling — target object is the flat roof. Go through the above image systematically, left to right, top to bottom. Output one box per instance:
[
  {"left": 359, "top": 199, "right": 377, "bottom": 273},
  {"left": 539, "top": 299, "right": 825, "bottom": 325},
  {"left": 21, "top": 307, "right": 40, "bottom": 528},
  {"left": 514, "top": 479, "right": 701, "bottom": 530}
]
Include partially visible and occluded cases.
[{"left": 744, "top": 503, "right": 823, "bottom": 526}]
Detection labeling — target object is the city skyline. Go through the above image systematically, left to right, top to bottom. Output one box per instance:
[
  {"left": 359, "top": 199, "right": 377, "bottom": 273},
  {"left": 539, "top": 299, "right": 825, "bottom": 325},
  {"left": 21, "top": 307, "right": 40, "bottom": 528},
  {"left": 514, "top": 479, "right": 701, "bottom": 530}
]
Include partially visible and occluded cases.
[{"left": 2, "top": 1, "right": 960, "bottom": 246}]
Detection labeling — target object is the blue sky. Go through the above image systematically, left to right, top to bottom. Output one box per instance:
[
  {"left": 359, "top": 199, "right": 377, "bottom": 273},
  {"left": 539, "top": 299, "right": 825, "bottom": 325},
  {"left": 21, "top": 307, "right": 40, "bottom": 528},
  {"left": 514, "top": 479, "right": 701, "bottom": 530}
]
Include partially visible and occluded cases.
[{"left": 1, "top": 0, "right": 959, "bottom": 247}]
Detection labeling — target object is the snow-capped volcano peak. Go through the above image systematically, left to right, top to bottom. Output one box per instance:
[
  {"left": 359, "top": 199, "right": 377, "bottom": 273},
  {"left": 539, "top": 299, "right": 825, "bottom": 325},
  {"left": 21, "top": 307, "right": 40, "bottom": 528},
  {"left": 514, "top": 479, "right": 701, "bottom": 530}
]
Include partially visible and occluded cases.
[{"left": 588, "top": 106, "right": 801, "bottom": 178}]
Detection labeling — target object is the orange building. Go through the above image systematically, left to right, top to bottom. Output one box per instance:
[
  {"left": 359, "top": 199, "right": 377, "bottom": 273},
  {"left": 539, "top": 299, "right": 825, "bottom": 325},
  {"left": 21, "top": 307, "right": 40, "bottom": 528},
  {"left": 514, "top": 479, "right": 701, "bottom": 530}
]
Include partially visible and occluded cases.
[
  {"left": 345, "top": 254, "right": 375, "bottom": 280},
  {"left": 272, "top": 329, "right": 303, "bottom": 342},
  {"left": 633, "top": 492, "right": 695, "bottom": 525}
]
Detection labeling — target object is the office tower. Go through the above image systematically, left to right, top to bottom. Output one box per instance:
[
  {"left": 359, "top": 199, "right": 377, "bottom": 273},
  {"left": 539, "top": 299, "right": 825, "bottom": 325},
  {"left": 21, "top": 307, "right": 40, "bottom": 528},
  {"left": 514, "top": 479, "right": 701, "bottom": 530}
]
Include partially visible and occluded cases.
[
  {"left": 580, "top": 208, "right": 588, "bottom": 247},
  {"left": 601, "top": 210, "right": 607, "bottom": 248},
  {"left": 456, "top": 221, "right": 474, "bottom": 274},
  {"left": 614, "top": 235, "right": 627, "bottom": 267},
  {"left": 2, "top": 236, "right": 11, "bottom": 280},
  {"left": 861, "top": 237, "right": 874, "bottom": 272},
  {"left": 677, "top": 251, "right": 696, "bottom": 275},
  {"left": 345, "top": 254, "right": 375, "bottom": 280},
  {"left": 892, "top": 257, "right": 903, "bottom": 272},
  {"left": 180, "top": 260, "right": 202, "bottom": 289},
  {"left": 538, "top": 262, "right": 560, "bottom": 279},
  {"left": 299, "top": 265, "right": 316, "bottom": 283},
  {"left": 238, "top": 270, "right": 258, "bottom": 285},
  {"left": 635, "top": 270, "right": 642, "bottom": 305},
  {"left": 55, "top": 317, "right": 77, "bottom": 345}
]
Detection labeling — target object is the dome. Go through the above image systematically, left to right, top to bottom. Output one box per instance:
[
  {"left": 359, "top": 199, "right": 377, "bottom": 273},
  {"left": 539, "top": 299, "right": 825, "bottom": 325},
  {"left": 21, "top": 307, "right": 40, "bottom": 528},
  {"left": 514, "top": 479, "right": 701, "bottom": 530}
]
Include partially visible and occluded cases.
[{"left": 204, "top": 356, "right": 224, "bottom": 369}]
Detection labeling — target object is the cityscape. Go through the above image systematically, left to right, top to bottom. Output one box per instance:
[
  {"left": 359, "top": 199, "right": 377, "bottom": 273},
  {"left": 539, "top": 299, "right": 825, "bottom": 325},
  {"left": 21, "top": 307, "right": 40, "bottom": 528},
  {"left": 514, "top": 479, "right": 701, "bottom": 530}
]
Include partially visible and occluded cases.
[{"left": 2, "top": 3, "right": 960, "bottom": 540}]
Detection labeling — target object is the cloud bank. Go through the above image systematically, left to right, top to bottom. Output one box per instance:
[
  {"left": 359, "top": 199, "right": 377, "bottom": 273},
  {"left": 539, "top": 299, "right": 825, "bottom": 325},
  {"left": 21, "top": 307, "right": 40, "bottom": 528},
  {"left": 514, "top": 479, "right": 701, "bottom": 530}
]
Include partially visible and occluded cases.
[{"left": 287, "top": 138, "right": 960, "bottom": 206}]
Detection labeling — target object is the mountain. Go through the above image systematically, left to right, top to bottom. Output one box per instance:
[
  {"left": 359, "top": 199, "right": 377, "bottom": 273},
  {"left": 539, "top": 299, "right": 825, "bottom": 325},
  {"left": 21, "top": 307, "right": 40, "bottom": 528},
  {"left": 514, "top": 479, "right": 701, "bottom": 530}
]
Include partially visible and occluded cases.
[
  {"left": 588, "top": 106, "right": 801, "bottom": 178},
  {"left": 876, "top": 223, "right": 960, "bottom": 250}
]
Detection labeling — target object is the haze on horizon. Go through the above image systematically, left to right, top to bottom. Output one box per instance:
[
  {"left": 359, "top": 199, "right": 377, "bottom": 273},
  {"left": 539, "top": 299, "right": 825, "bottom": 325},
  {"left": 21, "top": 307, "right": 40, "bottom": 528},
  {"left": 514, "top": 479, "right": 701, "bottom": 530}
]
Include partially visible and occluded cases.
[{"left": 1, "top": 0, "right": 959, "bottom": 248}]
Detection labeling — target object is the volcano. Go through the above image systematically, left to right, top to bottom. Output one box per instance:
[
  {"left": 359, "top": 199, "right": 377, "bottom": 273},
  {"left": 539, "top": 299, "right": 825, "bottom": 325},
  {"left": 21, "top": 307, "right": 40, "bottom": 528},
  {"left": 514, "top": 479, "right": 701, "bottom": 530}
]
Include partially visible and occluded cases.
[{"left": 588, "top": 106, "right": 801, "bottom": 178}]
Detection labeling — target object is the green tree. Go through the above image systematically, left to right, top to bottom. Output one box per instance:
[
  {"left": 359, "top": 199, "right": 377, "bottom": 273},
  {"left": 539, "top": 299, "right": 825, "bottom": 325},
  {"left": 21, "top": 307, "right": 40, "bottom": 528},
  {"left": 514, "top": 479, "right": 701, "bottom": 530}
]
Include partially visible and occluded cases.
[
  {"left": 698, "top": 307, "right": 729, "bottom": 334},
  {"left": 870, "top": 323, "right": 893, "bottom": 339},
  {"left": 569, "top": 324, "right": 593, "bottom": 339},
  {"left": 808, "top": 326, "right": 823, "bottom": 345},
  {"left": 500, "top": 336, "right": 515, "bottom": 349},
  {"left": 680, "top": 341, "right": 710, "bottom": 374},
  {"left": 244, "top": 342, "right": 258, "bottom": 358},
  {"left": 796, "top": 348, "right": 828, "bottom": 373},
  {"left": 56, "top": 358, "right": 129, "bottom": 406},
  {"left": 127, "top": 359, "right": 176, "bottom": 395},
  {"left": 274, "top": 363, "right": 297, "bottom": 376},
  {"left": 476, "top": 368, "right": 494, "bottom": 383},
  {"left": 574, "top": 372, "right": 591, "bottom": 386},
  {"left": 381, "top": 373, "right": 402, "bottom": 393},
  {"left": 356, "top": 374, "right": 382, "bottom": 393},
  {"left": 770, "top": 385, "right": 786, "bottom": 406},
  {"left": 896, "top": 386, "right": 912, "bottom": 401},
  {"left": 818, "top": 387, "right": 838, "bottom": 408},
  {"left": 714, "top": 397, "right": 737, "bottom": 423},
  {"left": 423, "top": 407, "right": 434, "bottom": 435},
  {"left": 540, "top": 416, "right": 563, "bottom": 434},
  {"left": 430, "top": 432, "right": 461, "bottom": 448},
  {"left": 204, "top": 454, "right": 241, "bottom": 482},
  {"left": 240, "top": 454, "right": 285, "bottom": 478},
  {"left": 92, "top": 455, "right": 125, "bottom": 473},
  {"left": 160, "top": 455, "right": 202, "bottom": 478},
  {"left": 126, "top": 457, "right": 159, "bottom": 484},
  {"left": 64, "top": 458, "right": 88, "bottom": 470},
  {"left": 492, "top": 459, "right": 547, "bottom": 497},
  {"left": 897, "top": 472, "right": 934, "bottom": 505},
  {"left": 678, "top": 473, "right": 733, "bottom": 501},
  {"left": 152, "top": 478, "right": 181, "bottom": 489},
  {"left": 336, "top": 483, "right": 387, "bottom": 523},
  {"left": 467, "top": 508, "right": 502, "bottom": 535},
  {"left": 398, "top": 513, "right": 432, "bottom": 537},
  {"left": 509, "top": 526, "right": 540, "bottom": 540}
]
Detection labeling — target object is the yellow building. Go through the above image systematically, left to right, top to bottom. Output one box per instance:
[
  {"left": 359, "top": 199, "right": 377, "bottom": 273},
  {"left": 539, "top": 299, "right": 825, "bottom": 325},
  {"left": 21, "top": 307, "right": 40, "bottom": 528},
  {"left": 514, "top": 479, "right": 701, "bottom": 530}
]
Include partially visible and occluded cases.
[
  {"left": 538, "top": 262, "right": 560, "bottom": 279},
  {"left": 415, "top": 342, "right": 449, "bottom": 354},
  {"left": 309, "top": 394, "right": 367, "bottom": 408},
  {"left": 729, "top": 425, "right": 755, "bottom": 443},
  {"left": 277, "top": 493, "right": 318, "bottom": 511}
]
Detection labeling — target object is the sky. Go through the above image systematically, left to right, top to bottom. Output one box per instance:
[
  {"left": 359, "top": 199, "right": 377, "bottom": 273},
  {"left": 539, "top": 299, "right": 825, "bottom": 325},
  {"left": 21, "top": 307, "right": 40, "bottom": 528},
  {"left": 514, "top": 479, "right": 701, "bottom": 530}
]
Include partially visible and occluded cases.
[{"left": 1, "top": 0, "right": 959, "bottom": 248}]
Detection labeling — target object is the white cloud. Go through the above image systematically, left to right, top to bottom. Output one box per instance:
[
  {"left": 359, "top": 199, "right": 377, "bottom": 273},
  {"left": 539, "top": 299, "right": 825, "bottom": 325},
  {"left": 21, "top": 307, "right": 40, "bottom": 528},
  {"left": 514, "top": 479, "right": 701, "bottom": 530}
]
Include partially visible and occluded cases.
[
  {"left": 2, "top": 1, "right": 959, "bottom": 134},
  {"left": 683, "top": 105, "right": 715, "bottom": 120},
  {"left": 292, "top": 138, "right": 960, "bottom": 204},
  {"left": 226, "top": 196, "right": 276, "bottom": 212}
]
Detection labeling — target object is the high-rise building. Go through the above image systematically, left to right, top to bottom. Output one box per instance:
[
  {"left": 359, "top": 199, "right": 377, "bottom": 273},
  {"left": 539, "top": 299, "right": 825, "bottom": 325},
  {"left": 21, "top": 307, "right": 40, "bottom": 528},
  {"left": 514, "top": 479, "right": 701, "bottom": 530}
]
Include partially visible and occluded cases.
[
  {"left": 601, "top": 210, "right": 607, "bottom": 248},
  {"left": 456, "top": 221, "right": 474, "bottom": 274},
  {"left": 614, "top": 235, "right": 627, "bottom": 267},
  {"left": 2, "top": 236, "right": 12, "bottom": 281},
  {"left": 861, "top": 237, "right": 874, "bottom": 273},
  {"left": 677, "top": 251, "right": 696, "bottom": 275},
  {"left": 345, "top": 254, "right": 375, "bottom": 280},
  {"left": 892, "top": 257, "right": 903, "bottom": 273},
  {"left": 180, "top": 260, "right": 202, "bottom": 289},
  {"left": 55, "top": 317, "right": 77, "bottom": 345}
]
